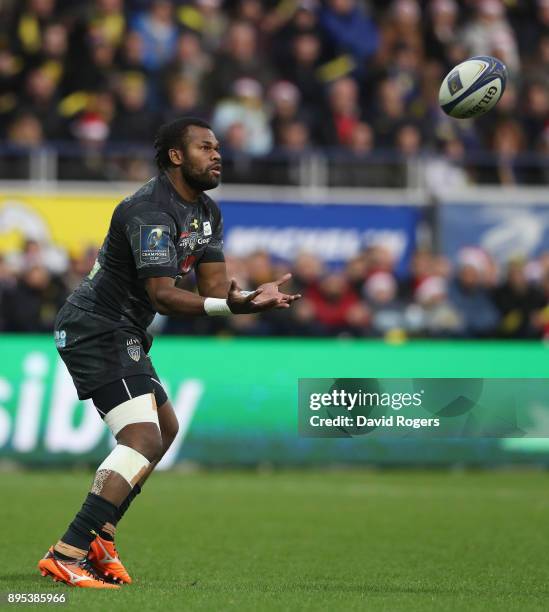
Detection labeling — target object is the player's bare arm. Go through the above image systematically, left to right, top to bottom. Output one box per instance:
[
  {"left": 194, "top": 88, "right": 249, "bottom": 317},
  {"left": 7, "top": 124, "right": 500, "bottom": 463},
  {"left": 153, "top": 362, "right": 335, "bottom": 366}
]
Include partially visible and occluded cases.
[
  {"left": 195, "top": 261, "right": 231, "bottom": 297},
  {"left": 196, "top": 262, "right": 302, "bottom": 307},
  {"left": 145, "top": 274, "right": 300, "bottom": 316}
]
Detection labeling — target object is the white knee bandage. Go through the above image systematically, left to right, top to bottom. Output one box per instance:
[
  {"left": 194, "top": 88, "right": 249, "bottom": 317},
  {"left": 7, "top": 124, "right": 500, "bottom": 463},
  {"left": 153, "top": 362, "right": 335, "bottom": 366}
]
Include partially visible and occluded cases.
[
  {"left": 104, "top": 393, "right": 159, "bottom": 437},
  {"left": 97, "top": 444, "right": 150, "bottom": 487}
]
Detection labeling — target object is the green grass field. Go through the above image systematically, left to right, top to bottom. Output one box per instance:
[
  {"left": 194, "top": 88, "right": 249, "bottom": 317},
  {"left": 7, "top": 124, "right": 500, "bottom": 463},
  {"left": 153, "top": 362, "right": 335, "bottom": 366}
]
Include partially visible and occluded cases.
[{"left": 1, "top": 469, "right": 549, "bottom": 611}]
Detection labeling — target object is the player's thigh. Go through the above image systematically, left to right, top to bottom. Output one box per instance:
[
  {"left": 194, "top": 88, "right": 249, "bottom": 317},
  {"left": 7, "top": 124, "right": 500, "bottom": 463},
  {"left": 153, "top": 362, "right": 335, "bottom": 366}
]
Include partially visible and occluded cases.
[
  {"left": 92, "top": 375, "right": 164, "bottom": 459},
  {"left": 150, "top": 376, "right": 179, "bottom": 446},
  {"left": 157, "top": 401, "right": 179, "bottom": 447}
]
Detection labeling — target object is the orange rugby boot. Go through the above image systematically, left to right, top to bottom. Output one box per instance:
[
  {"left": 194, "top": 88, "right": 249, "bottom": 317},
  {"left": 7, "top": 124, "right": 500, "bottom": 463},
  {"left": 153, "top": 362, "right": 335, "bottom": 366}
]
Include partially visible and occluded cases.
[
  {"left": 88, "top": 535, "right": 132, "bottom": 584},
  {"left": 38, "top": 547, "right": 119, "bottom": 589}
]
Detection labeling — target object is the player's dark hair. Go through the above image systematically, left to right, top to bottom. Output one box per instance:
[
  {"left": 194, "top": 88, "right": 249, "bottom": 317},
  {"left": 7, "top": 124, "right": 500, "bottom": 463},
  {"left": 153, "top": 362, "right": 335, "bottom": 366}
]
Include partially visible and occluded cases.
[{"left": 153, "top": 117, "right": 212, "bottom": 170}]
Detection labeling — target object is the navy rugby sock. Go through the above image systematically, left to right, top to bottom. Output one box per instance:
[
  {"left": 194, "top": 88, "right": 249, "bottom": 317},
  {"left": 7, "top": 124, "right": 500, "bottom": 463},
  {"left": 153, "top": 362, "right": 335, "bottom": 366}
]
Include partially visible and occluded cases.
[
  {"left": 115, "top": 483, "right": 142, "bottom": 524},
  {"left": 96, "top": 484, "right": 142, "bottom": 541},
  {"left": 59, "top": 493, "right": 118, "bottom": 553}
]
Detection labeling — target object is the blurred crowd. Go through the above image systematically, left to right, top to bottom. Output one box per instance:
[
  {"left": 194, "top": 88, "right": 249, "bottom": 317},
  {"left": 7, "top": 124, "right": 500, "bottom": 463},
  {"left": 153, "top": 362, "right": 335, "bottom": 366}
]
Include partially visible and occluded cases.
[
  {"left": 0, "top": 0, "right": 547, "bottom": 184},
  {"left": 3, "top": 239, "right": 549, "bottom": 340}
]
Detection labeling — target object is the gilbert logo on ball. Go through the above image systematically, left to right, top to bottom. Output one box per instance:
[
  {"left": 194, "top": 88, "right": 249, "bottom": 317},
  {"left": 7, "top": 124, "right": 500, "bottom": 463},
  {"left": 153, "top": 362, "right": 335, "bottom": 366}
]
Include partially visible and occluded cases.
[{"left": 439, "top": 56, "right": 507, "bottom": 119}]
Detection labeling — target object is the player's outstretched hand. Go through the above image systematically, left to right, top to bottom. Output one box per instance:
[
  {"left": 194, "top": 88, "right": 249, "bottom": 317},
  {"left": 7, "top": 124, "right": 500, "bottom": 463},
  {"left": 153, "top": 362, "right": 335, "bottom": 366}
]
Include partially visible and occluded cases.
[
  {"left": 255, "top": 273, "right": 302, "bottom": 310},
  {"left": 227, "top": 276, "right": 301, "bottom": 314}
]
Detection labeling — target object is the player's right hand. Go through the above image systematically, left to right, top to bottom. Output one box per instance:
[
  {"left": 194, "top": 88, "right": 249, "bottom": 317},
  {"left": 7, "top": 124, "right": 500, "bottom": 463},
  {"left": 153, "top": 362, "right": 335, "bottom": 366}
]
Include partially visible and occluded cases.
[{"left": 227, "top": 279, "right": 287, "bottom": 314}]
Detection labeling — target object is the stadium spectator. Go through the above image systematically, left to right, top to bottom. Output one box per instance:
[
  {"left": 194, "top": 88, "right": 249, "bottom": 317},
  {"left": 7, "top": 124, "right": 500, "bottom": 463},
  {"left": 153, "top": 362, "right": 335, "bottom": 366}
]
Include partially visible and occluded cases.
[
  {"left": 11, "top": 0, "right": 58, "bottom": 58},
  {"left": 84, "top": 0, "right": 127, "bottom": 50},
  {"left": 131, "top": 0, "right": 178, "bottom": 72},
  {"left": 177, "top": 0, "right": 228, "bottom": 54},
  {"left": 234, "top": 0, "right": 262, "bottom": 22},
  {"left": 318, "top": 0, "right": 379, "bottom": 69},
  {"left": 377, "top": 0, "right": 424, "bottom": 68},
  {"left": 424, "top": 0, "right": 460, "bottom": 67},
  {"left": 461, "top": 0, "right": 520, "bottom": 74},
  {"left": 203, "top": 20, "right": 273, "bottom": 107},
  {"left": 30, "top": 22, "right": 70, "bottom": 84},
  {"left": 116, "top": 30, "right": 147, "bottom": 75},
  {"left": 161, "top": 31, "right": 212, "bottom": 92},
  {"left": 281, "top": 31, "right": 324, "bottom": 116},
  {"left": 68, "top": 35, "right": 117, "bottom": 93},
  {"left": 0, "top": 48, "right": 23, "bottom": 135},
  {"left": 20, "top": 66, "right": 65, "bottom": 139},
  {"left": 110, "top": 73, "right": 157, "bottom": 142},
  {"left": 161, "top": 77, "right": 207, "bottom": 125},
  {"left": 212, "top": 77, "right": 272, "bottom": 155},
  {"left": 319, "top": 77, "right": 363, "bottom": 146},
  {"left": 372, "top": 78, "right": 407, "bottom": 148},
  {"left": 268, "top": 80, "right": 308, "bottom": 147},
  {"left": 521, "top": 82, "right": 549, "bottom": 149},
  {"left": 58, "top": 111, "right": 112, "bottom": 180},
  {"left": 3, "top": 112, "right": 44, "bottom": 179},
  {"left": 6, "top": 112, "right": 43, "bottom": 146},
  {"left": 488, "top": 119, "right": 527, "bottom": 185},
  {"left": 278, "top": 120, "right": 311, "bottom": 154},
  {"left": 218, "top": 122, "right": 255, "bottom": 183},
  {"left": 329, "top": 122, "right": 381, "bottom": 187},
  {"left": 347, "top": 122, "right": 375, "bottom": 156},
  {"left": 395, "top": 123, "right": 422, "bottom": 156},
  {"left": 424, "top": 136, "right": 469, "bottom": 195},
  {"left": 63, "top": 247, "right": 98, "bottom": 293},
  {"left": 400, "top": 250, "right": 436, "bottom": 300},
  {"left": 448, "top": 251, "right": 499, "bottom": 338},
  {"left": 291, "top": 252, "right": 325, "bottom": 294},
  {"left": 0, "top": 254, "right": 15, "bottom": 331},
  {"left": 345, "top": 255, "right": 369, "bottom": 293},
  {"left": 492, "top": 257, "right": 545, "bottom": 338},
  {"left": 2, "top": 263, "right": 67, "bottom": 332},
  {"left": 364, "top": 271, "right": 406, "bottom": 337},
  {"left": 306, "top": 272, "right": 363, "bottom": 336},
  {"left": 405, "top": 275, "right": 463, "bottom": 337}
]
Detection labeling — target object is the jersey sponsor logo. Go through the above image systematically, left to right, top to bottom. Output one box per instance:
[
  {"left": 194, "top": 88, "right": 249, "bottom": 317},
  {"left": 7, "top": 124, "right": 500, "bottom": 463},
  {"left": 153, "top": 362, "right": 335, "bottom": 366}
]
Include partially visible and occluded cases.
[
  {"left": 203, "top": 221, "right": 212, "bottom": 236},
  {"left": 140, "top": 225, "right": 170, "bottom": 264},
  {"left": 178, "top": 230, "right": 212, "bottom": 252},
  {"left": 178, "top": 231, "right": 198, "bottom": 251},
  {"left": 54, "top": 330, "right": 66, "bottom": 348},
  {"left": 126, "top": 338, "right": 141, "bottom": 362}
]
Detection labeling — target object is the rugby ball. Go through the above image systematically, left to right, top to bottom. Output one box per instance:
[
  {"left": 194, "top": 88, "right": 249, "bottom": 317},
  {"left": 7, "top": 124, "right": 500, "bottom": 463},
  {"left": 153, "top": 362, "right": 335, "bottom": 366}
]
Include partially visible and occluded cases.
[{"left": 439, "top": 56, "right": 507, "bottom": 119}]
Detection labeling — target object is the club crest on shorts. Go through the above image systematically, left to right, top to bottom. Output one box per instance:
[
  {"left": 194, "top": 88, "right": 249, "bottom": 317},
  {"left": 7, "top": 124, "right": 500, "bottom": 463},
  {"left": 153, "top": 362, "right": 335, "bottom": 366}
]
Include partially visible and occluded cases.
[{"left": 126, "top": 338, "right": 141, "bottom": 362}]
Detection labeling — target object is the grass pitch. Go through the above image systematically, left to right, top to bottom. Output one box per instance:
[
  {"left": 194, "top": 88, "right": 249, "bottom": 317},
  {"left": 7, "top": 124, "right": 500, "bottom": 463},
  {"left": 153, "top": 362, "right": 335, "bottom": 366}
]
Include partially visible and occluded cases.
[{"left": 1, "top": 469, "right": 549, "bottom": 611}]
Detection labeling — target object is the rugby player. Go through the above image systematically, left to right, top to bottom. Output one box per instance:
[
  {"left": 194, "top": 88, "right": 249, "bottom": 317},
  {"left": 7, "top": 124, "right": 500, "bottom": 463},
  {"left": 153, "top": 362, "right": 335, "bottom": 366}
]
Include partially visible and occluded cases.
[{"left": 38, "top": 117, "right": 301, "bottom": 588}]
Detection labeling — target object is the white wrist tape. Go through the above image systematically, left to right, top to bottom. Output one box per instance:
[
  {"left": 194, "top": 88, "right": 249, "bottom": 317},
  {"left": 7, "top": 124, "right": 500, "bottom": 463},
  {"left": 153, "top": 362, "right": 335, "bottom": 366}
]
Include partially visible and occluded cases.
[
  {"left": 204, "top": 297, "right": 231, "bottom": 316},
  {"left": 104, "top": 393, "right": 159, "bottom": 437},
  {"left": 97, "top": 444, "right": 150, "bottom": 487}
]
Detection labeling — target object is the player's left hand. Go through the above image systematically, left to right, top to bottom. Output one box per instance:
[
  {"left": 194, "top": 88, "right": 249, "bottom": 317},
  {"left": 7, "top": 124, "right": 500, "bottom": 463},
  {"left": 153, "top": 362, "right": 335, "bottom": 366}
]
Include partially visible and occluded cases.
[{"left": 253, "top": 273, "right": 302, "bottom": 309}]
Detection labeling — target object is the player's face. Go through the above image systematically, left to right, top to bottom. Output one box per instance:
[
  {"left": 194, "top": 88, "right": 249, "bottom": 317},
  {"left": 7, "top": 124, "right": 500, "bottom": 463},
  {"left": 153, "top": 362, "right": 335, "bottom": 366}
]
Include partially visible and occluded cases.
[{"left": 180, "top": 126, "right": 222, "bottom": 191}]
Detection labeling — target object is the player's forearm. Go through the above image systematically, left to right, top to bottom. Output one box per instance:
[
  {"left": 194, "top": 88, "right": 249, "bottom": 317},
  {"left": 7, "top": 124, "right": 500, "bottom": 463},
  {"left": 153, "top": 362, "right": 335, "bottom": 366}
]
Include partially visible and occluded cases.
[
  {"left": 198, "top": 280, "right": 231, "bottom": 298},
  {"left": 152, "top": 286, "right": 206, "bottom": 317}
]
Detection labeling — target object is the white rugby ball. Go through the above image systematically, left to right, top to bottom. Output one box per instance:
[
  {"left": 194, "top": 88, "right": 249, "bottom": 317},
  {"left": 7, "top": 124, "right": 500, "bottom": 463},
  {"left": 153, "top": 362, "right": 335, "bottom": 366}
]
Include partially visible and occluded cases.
[{"left": 439, "top": 56, "right": 507, "bottom": 119}]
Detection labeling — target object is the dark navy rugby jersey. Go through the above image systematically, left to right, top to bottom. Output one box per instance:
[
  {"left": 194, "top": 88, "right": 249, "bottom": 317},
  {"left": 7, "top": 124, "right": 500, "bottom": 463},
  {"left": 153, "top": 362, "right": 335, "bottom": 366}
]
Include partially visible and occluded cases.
[{"left": 68, "top": 173, "right": 224, "bottom": 330}]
